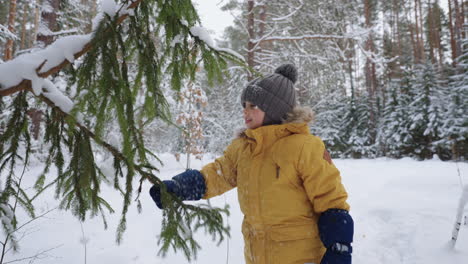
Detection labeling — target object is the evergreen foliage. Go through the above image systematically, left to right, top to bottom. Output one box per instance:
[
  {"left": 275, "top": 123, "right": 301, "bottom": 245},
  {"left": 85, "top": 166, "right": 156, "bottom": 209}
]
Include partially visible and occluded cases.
[
  {"left": 0, "top": 0, "right": 245, "bottom": 260},
  {"left": 440, "top": 40, "right": 468, "bottom": 160},
  {"left": 407, "top": 63, "right": 443, "bottom": 159},
  {"left": 378, "top": 76, "right": 414, "bottom": 158},
  {"left": 311, "top": 92, "right": 348, "bottom": 157}
]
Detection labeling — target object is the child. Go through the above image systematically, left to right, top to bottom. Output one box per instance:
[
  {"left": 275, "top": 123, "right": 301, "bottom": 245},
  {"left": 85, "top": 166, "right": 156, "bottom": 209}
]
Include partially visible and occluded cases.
[{"left": 150, "top": 64, "right": 353, "bottom": 264}]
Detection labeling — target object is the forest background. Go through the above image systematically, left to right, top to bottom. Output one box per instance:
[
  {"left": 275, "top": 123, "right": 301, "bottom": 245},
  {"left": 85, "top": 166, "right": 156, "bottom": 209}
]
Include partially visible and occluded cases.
[
  {"left": 0, "top": 0, "right": 467, "bottom": 262},
  {"left": 1, "top": 0, "right": 467, "bottom": 161}
]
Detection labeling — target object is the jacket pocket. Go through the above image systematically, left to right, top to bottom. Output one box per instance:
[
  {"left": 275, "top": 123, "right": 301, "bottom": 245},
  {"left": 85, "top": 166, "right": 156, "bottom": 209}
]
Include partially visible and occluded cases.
[
  {"left": 269, "top": 223, "right": 317, "bottom": 241},
  {"left": 268, "top": 224, "right": 323, "bottom": 264}
]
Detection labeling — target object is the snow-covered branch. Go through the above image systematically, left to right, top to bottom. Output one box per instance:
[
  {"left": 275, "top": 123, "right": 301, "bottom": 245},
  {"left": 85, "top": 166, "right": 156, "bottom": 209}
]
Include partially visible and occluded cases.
[
  {"left": 0, "top": 0, "right": 143, "bottom": 98},
  {"left": 0, "top": 24, "right": 17, "bottom": 42},
  {"left": 190, "top": 26, "right": 244, "bottom": 61},
  {"left": 252, "top": 30, "right": 371, "bottom": 44}
]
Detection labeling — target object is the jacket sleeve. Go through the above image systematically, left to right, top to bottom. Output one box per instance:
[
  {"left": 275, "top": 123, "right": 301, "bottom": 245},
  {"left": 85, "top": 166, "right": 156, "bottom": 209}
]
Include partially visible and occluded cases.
[
  {"left": 298, "top": 136, "right": 350, "bottom": 214},
  {"left": 200, "top": 139, "right": 241, "bottom": 199}
]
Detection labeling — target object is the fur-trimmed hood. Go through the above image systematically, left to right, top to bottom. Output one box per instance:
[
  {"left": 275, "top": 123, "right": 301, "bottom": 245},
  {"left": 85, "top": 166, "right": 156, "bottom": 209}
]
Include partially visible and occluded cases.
[
  {"left": 236, "top": 106, "right": 315, "bottom": 139},
  {"left": 283, "top": 106, "right": 315, "bottom": 124}
]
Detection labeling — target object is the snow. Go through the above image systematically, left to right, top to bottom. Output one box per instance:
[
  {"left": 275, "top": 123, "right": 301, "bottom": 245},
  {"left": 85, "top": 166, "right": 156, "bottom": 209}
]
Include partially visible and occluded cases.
[
  {"left": 101, "top": 0, "right": 118, "bottom": 17},
  {"left": 0, "top": 24, "right": 18, "bottom": 41},
  {"left": 189, "top": 26, "right": 244, "bottom": 61},
  {"left": 190, "top": 26, "right": 215, "bottom": 48},
  {"left": 0, "top": 34, "right": 91, "bottom": 90},
  {"left": 0, "top": 34, "right": 90, "bottom": 113},
  {"left": 170, "top": 34, "right": 185, "bottom": 47},
  {"left": 41, "top": 79, "right": 74, "bottom": 113},
  {"left": 4, "top": 156, "right": 468, "bottom": 264}
]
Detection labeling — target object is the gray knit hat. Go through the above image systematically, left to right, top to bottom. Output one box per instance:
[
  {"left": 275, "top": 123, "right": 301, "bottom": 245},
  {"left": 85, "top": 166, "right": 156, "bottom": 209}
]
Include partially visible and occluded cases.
[{"left": 241, "top": 64, "right": 297, "bottom": 125}]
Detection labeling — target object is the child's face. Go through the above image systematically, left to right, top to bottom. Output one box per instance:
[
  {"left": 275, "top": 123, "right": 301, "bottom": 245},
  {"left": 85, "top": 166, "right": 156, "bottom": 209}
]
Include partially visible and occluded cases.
[{"left": 243, "top": 101, "right": 265, "bottom": 129}]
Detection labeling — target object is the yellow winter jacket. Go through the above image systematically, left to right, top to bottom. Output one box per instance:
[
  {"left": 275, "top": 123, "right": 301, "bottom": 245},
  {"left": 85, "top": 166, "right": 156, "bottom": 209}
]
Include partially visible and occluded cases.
[{"left": 200, "top": 107, "right": 350, "bottom": 264}]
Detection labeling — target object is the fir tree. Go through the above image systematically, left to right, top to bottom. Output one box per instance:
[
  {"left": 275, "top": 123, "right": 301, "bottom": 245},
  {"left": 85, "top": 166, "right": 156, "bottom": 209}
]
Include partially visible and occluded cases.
[
  {"left": 0, "top": 0, "right": 243, "bottom": 260},
  {"left": 440, "top": 39, "right": 468, "bottom": 160},
  {"left": 408, "top": 63, "right": 444, "bottom": 159},
  {"left": 378, "top": 71, "right": 415, "bottom": 158},
  {"left": 311, "top": 91, "right": 349, "bottom": 157},
  {"left": 342, "top": 94, "right": 377, "bottom": 158}
]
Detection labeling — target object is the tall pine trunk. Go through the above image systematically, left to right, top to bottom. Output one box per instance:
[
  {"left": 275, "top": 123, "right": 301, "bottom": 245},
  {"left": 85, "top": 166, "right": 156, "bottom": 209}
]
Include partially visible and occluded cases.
[
  {"left": 4, "top": 0, "right": 17, "bottom": 61},
  {"left": 33, "top": 0, "right": 41, "bottom": 44},
  {"left": 34, "top": 0, "right": 61, "bottom": 139},
  {"left": 37, "top": 0, "right": 60, "bottom": 46},
  {"left": 247, "top": 0, "right": 255, "bottom": 80},
  {"left": 364, "top": 0, "right": 377, "bottom": 142},
  {"left": 413, "top": 0, "right": 420, "bottom": 63},
  {"left": 417, "top": 0, "right": 425, "bottom": 63},
  {"left": 20, "top": 2, "right": 28, "bottom": 50},
  {"left": 257, "top": 3, "right": 266, "bottom": 59}
]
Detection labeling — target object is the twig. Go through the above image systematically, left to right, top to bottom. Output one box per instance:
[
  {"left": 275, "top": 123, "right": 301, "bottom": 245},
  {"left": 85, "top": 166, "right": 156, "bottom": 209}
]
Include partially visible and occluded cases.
[{"left": 3, "top": 244, "right": 63, "bottom": 264}]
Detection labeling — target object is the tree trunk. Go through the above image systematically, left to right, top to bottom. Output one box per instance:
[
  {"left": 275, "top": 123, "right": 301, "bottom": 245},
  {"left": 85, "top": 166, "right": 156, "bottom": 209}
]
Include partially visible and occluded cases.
[
  {"left": 4, "top": 0, "right": 18, "bottom": 61},
  {"left": 33, "top": 0, "right": 41, "bottom": 45},
  {"left": 35, "top": 0, "right": 61, "bottom": 138},
  {"left": 37, "top": 0, "right": 60, "bottom": 47},
  {"left": 81, "top": 0, "right": 97, "bottom": 33},
  {"left": 89, "top": 0, "right": 98, "bottom": 33},
  {"left": 247, "top": 0, "right": 255, "bottom": 80},
  {"left": 364, "top": 0, "right": 376, "bottom": 142},
  {"left": 394, "top": 0, "right": 402, "bottom": 58},
  {"left": 413, "top": 0, "right": 420, "bottom": 63},
  {"left": 417, "top": 0, "right": 425, "bottom": 62},
  {"left": 448, "top": 0, "right": 457, "bottom": 65},
  {"left": 453, "top": 0, "right": 463, "bottom": 59},
  {"left": 461, "top": 0, "right": 466, "bottom": 39},
  {"left": 20, "top": 2, "right": 28, "bottom": 50},
  {"left": 257, "top": 3, "right": 266, "bottom": 57},
  {"left": 427, "top": 4, "right": 436, "bottom": 64},
  {"left": 433, "top": 4, "right": 443, "bottom": 68},
  {"left": 26, "top": 109, "right": 44, "bottom": 140}
]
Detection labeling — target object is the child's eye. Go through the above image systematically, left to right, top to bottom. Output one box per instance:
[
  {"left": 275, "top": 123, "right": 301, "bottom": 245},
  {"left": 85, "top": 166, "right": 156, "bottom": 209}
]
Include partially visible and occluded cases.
[{"left": 242, "top": 102, "right": 259, "bottom": 110}]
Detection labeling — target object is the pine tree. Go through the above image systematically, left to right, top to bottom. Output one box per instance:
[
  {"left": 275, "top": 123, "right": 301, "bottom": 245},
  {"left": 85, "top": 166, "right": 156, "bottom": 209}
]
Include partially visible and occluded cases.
[
  {"left": 0, "top": 0, "right": 243, "bottom": 260},
  {"left": 440, "top": 39, "right": 468, "bottom": 160},
  {"left": 408, "top": 63, "right": 444, "bottom": 159},
  {"left": 378, "top": 73, "right": 414, "bottom": 158},
  {"left": 311, "top": 91, "right": 348, "bottom": 157},
  {"left": 342, "top": 94, "right": 377, "bottom": 158}
]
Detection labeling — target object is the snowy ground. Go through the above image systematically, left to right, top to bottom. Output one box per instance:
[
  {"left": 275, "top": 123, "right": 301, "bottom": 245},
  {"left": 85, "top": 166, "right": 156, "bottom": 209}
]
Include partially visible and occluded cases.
[{"left": 3, "top": 155, "right": 468, "bottom": 264}]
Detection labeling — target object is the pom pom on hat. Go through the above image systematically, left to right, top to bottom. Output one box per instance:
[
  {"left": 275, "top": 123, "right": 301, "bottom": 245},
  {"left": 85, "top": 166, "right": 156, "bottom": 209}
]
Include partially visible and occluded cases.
[{"left": 274, "top": 64, "right": 297, "bottom": 84}]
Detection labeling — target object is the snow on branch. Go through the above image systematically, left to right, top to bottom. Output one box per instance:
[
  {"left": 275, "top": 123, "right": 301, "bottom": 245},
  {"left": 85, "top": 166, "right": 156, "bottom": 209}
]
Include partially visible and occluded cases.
[
  {"left": 0, "top": 0, "right": 143, "bottom": 98},
  {"left": 271, "top": 1, "right": 304, "bottom": 21},
  {"left": 0, "top": 24, "right": 18, "bottom": 42},
  {"left": 189, "top": 26, "right": 245, "bottom": 61},
  {"left": 253, "top": 31, "right": 371, "bottom": 44},
  {"left": 0, "top": 34, "right": 91, "bottom": 97}
]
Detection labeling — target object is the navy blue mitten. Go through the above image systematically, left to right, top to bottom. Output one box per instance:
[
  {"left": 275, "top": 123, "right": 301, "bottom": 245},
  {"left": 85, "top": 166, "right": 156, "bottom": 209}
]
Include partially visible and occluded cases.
[
  {"left": 149, "top": 169, "right": 206, "bottom": 209},
  {"left": 318, "top": 209, "right": 354, "bottom": 264}
]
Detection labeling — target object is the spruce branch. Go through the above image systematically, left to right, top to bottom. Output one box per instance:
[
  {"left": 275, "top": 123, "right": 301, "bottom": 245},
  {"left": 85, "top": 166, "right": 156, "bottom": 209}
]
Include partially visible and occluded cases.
[
  {"left": 0, "top": 0, "right": 144, "bottom": 97},
  {"left": 1, "top": 0, "right": 239, "bottom": 260}
]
